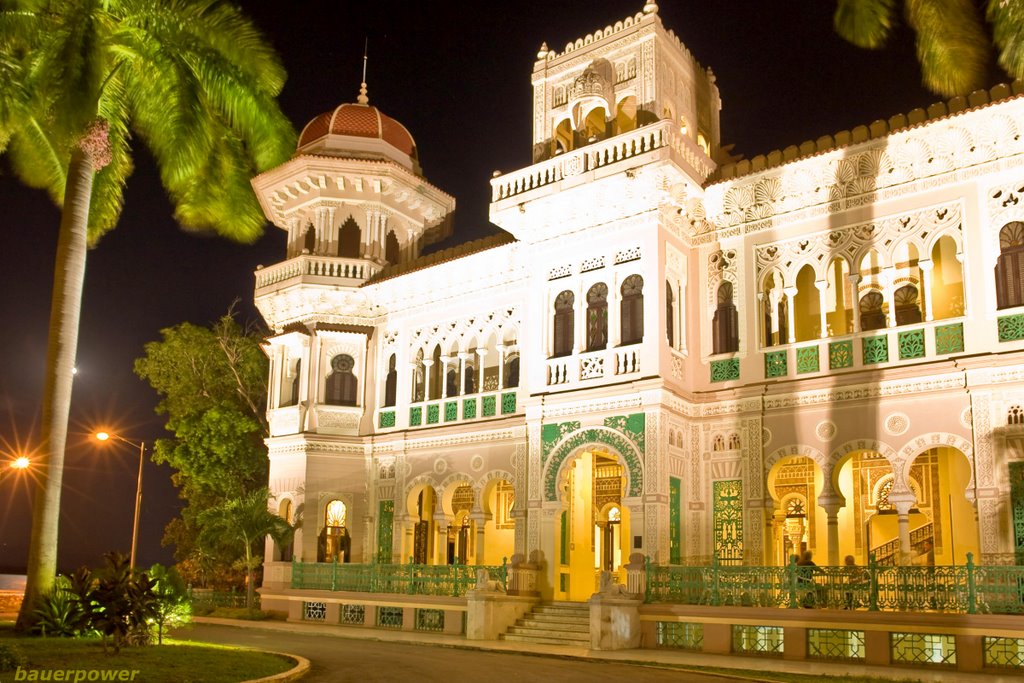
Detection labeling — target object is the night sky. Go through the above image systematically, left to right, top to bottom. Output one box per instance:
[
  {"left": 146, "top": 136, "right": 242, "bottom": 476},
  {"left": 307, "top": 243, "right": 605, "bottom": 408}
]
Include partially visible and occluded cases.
[{"left": 0, "top": 0, "right": 987, "bottom": 573}]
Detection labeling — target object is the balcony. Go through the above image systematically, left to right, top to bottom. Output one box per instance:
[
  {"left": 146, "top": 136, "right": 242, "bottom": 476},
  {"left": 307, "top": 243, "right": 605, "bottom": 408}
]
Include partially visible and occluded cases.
[
  {"left": 489, "top": 119, "right": 714, "bottom": 204},
  {"left": 255, "top": 254, "right": 384, "bottom": 293},
  {"left": 547, "top": 345, "right": 642, "bottom": 388},
  {"left": 375, "top": 388, "right": 522, "bottom": 432}
]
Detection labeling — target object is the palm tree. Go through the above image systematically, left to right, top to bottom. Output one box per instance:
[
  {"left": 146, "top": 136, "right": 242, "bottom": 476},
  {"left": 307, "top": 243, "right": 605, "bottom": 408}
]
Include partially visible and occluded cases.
[
  {"left": 0, "top": 0, "right": 294, "bottom": 629},
  {"left": 834, "top": 0, "right": 1024, "bottom": 97},
  {"left": 198, "top": 488, "right": 294, "bottom": 611}
]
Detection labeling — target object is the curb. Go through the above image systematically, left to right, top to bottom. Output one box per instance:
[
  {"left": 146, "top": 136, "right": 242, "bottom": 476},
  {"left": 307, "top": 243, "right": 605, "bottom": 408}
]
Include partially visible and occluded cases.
[{"left": 242, "top": 651, "right": 310, "bottom": 682}]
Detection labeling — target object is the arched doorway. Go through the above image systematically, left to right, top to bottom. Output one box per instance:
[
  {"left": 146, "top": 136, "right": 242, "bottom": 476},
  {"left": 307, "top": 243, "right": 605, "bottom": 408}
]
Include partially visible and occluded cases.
[
  {"left": 904, "top": 446, "right": 979, "bottom": 565},
  {"left": 557, "top": 449, "right": 630, "bottom": 602},
  {"left": 766, "top": 456, "right": 825, "bottom": 565},
  {"left": 480, "top": 478, "right": 516, "bottom": 566},
  {"left": 448, "top": 484, "right": 475, "bottom": 565},
  {"left": 407, "top": 485, "right": 438, "bottom": 565},
  {"left": 321, "top": 499, "right": 350, "bottom": 563}
]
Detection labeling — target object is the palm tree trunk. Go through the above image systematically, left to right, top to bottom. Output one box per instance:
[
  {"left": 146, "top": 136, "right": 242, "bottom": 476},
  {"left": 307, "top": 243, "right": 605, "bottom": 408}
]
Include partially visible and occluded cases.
[
  {"left": 16, "top": 147, "right": 94, "bottom": 630},
  {"left": 246, "top": 545, "right": 255, "bottom": 611}
]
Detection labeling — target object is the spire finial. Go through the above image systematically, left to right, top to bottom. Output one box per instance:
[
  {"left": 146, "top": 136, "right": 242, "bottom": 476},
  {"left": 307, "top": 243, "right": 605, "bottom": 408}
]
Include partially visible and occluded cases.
[
  {"left": 643, "top": 0, "right": 659, "bottom": 14},
  {"left": 357, "top": 38, "right": 369, "bottom": 105}
]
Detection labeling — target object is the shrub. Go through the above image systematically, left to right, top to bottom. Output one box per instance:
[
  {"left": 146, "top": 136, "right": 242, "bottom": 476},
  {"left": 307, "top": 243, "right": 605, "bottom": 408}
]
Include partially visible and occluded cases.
[
  {"left": 149, "top": 564, "right": 191, "bottom": 644},
  {"left": 0, "top": 642, "right": 26, "bottom": 672}
]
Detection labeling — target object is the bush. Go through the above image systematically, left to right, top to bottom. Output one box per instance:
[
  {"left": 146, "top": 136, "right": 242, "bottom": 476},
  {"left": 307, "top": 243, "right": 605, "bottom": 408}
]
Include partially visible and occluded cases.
[
  {"left": 149, "top": 564, "right": 191, "bottom": 644},
  {"left": 33, "top": 575, "right": 92, "bottom": 638},
  {"left": 0, "top": 642, "right": 26, "bottom": 672}
]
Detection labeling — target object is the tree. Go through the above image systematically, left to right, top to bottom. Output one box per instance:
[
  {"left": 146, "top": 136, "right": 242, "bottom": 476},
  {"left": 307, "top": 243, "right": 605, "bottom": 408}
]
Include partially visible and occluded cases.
[
  {"left": 1, "top": 0, "right": 294, "bottom": 629},
  {"left": 834, "top": 0, "right": 1024, "bottom": 97},
  {"left": 134, "top": 311, "right": 270, "bottom": 583},
  {"left": 197, "top": 488, "right": 293, "bottom": 611}
]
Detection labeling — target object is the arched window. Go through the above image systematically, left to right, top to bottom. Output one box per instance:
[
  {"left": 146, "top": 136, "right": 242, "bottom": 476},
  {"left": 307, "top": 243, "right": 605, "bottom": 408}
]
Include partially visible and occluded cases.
[
  {"left": 337, "top": 216, "right": 361, "bottom": 258},
  {"left": 996, "top": 222, "right": 1024, "bottom": 309},
  {"left": 303, "top": 223, "right": 315, "bottom": 253},
  {"left": 385, "top": 230, "right": 400, "bottom": 265},
  {"left": 930, "top": 236, "right": 964, "bottom": 319},
  {"left": 620, "top": 275, "right": 644, "bottom": 345},
  {"left": 666, "top": 281, "right": 675, "bottom": 347},
  {"left": 712, "top": 282, "right": 739, "bottom": 354},
  {"left": 586, "top": 283, "right": 609, "bottom": 351},
  {"left": 894, "top": 284, "right": 923, "bottom": 325},
  {"left": 553, "top": 290, "right": 575, "bottom": 357},
  {"left": 859, "top": 290, "right": 886, "bottom": 331},
  {"left": 429, "top": 345, "right": 443, "bottom": 400},
  {"left": 411, "top": 349, "right": 425, "bottom": 402},
  {"left": 504, "top": 353, "right": 520, "bottom": 388},
  {"left": 325, "top": 354, "right": 358, "bottom": 406},
  {"left": 384, "top": 354, "right": 397, "bottom": 407},
  {"left": 282, "top": 358, "right": 301, "bottom": 407},
  {"left": 463, "top": 359, "right": 477, "bottom": 395},
  {"left": 446, "top": 367, "right": 460, "bottom": 397},
  {"left": 277, "top": 499, "right": 293, "bottom": 561},
  {"left": 322, "top": 500, "right": 351, "bottom": 563}
]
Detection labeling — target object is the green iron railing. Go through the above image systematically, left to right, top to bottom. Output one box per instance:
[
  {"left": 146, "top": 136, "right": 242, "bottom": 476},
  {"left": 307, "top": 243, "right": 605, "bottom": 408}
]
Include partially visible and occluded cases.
[
  {"left": 645, "top": 554, "right": 1024, "bottom": 615},
  {"left": 291, "top": 558, "right": 508, "bottom": 597}
]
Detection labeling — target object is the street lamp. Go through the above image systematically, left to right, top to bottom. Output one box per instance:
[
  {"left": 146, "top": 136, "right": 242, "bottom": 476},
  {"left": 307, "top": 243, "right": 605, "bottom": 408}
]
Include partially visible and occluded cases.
[
  {"left": 94, "top": 432, "right": 145, "bottom": 570},
  {"left": 2, "top": 455, "right": 30, "bottom": 483}
]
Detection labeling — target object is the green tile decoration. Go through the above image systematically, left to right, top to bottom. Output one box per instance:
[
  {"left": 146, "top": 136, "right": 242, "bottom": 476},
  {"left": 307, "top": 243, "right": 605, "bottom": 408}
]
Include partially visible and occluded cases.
[
  {"left": 999, "top": 313, "right": 1024, "bottom": 342},
  {"left": 934, "top": 322, "right": 964, "bottom": 355},
  {"left": 897, "top": 328, "right": 925, "bottom": 360},
  {"left": 862, "top": 335, "right": 889, "bottom": 364},
  {"left": 828, "top": 340, "right": 853, "bottom": 369},
  {"left": 796, "top": 345, "right": 820, "bottom": 374},
  {"left": 764, "top": 350, "right": 787, "bottom": 378},
  {"left": 710, "top": 358, "right": 740, "bottom": 382},
  {"left": 501, "top": 391, "right": 517, "bottom": 414},
  {"left": 482, "top": 395, "right": 497, "bottom": 417},
  {"left": 463, "top": 398, "right": 477, "bottom": 419},
  {"left": 444, "top": 401, "right": 458, "bottom": 422},
  {"left": 427, "top": 404, "right": 440, "bottom": 424},
  {"left": 409, "top": 406, "right": 422, "bottom": 426},
  {"left": 378, "top": 410, "right": 396, "bottom": 429},
  {"left": 670, "top": 477, "right": 682, "bottom": 564},
  {"left": 376, "top": 500, "right": 393, "bottom": 563}
]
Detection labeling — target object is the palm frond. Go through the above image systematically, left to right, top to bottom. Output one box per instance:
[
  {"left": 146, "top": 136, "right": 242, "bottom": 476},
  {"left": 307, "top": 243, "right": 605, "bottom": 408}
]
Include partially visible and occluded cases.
[
  {"left": 834, "top": 0, "right": 896, "bottom": 49},
  {"left": 906, "top": 0, "right": 988, "bottom": 96},
  {"left": 988, "top": 0, "right": 1024, "bottom": 83},
  {"left": 7, "top": 114, "right": 68, "bottom": 202}
]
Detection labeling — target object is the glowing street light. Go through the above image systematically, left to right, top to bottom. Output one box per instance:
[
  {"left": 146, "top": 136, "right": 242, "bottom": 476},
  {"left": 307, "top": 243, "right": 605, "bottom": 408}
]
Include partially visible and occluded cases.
[
  {"left": 93, "top": 431, "right": 145, "bottom": 570},
  {"left": 2, "top": 455, "right": 31, "bottom": 483}
]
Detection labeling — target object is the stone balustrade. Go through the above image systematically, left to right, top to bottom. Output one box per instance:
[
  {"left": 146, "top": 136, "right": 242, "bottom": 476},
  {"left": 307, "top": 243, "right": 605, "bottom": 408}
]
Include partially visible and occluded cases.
[{"left": 255, "top": 254, "right": 383, "bottom": 290}]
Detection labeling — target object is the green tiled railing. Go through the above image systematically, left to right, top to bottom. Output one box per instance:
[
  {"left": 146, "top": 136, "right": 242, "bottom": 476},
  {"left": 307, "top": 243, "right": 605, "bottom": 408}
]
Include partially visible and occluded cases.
[
  {"left": 998, "top": 312, "right": 1024, "bottom": 342},
  {"left": 935, "top": 322, "right": 964, "bottom": 354},
  {"left": 897, "top": 329, "right": 925, "bottom": 360},
  {"left": 861, "top": 335, "right": 889, "bottom": 364},
  {"left": 828, "top": 340, "right": 853, "bottom": 369},
  {"left": 796, "top": 345, "right": 819, "bottom": 374},
  {"left": 764, "top": 350, "right": 787, "bottom": 378},
  {"left": 710, "top": 358, "right": 740, "bottom": 382},
  {"left": 378, "top": 410, "right": 396, "bottom": 428},
  {"left": 291, "top": 559, "right": 507, "bottom": 597}
]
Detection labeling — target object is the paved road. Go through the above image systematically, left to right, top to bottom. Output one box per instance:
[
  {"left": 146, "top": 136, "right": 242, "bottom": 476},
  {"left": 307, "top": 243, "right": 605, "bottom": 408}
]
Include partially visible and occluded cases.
[{"left": 178, "top": 623, "right": 751, "bottom": 683}]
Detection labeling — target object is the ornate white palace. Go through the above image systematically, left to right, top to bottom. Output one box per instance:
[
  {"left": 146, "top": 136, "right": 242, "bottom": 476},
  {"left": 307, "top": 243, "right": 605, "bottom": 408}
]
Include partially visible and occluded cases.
[{"left": 253, "top": 1, "right": 1024, "bottom": 617}]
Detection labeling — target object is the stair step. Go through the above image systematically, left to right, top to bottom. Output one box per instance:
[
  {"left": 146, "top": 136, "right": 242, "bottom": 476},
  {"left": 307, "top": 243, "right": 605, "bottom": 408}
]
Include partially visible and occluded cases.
[
  {"left": 534, "top": 605, "right": 589, "bottom": 615},
  {"left": 520, "top": 612, "right": 589, "bottom": 622},
  {"left": 515, "top": 619, "right": 590, "bottom": 632},
  {"left": 507, "top": 625, "right": 590, "bottom": 639},
  {"left": 500, "top": 633, "right": 590, "bottom": 646}
]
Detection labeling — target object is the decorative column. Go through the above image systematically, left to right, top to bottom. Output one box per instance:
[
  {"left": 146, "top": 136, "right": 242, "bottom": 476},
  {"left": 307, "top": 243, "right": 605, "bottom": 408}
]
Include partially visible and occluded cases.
[
  {"left": 918, "top": 258, "right": 934, "bottom": 321},
  {"left": 882, "top": 267, "right": 897, "bottom": 328},
  {"left": 847, "top": 273, "right": 862, "bottom": 332},
  {"left": 679, "top": 277, "right": 688, "bottom": 354},
  {"left": 815, "top": 279, "right": 829, "bottom": 339},
  {"left": 608, "top": 282, "right": 620, "bottom": 348},
  {"left": 573, "top": 285, "right": 583, "bottom": 355},
  {"left": 783, "top": 286, "right": 798, "bottom": 343},
  {"left": 756, "top": 292, "right": 767, "bottom": 345},
  {"left": 458, "top": 352, "right": 470, "bottom": 394},
  {"left": 440, "top": 358, "right": 451, "bottom": 399},
  {"left": 422, "top": 359, "right": 434, "bottom": 401},
  {"left": 890, "top": 492, "right": 917, "bottom": 565},
  {"left": 818, "top": 495, "right": 843, "bottom": 566},
  {"left": 772, "top": 507, "right": 787, "bottom": 565},
  {"left": 471, "top": 512, "right": 488, "bottom": 564}
]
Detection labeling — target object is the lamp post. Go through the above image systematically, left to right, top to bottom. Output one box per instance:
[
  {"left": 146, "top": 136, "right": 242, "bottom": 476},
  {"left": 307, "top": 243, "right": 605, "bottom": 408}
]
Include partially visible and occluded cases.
[{"left": 94, "top": 432, "right": 144, "bottom": 570}]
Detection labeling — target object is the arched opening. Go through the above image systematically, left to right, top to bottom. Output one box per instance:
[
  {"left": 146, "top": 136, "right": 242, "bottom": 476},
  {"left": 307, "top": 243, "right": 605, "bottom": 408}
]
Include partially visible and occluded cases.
[
  {"left": 614, "top": 96, "right": 637, "bottom": 135},
  {"left": 582, "top": 106, "right": 607, "bottom": 143},
  {"left": 553, "top": 119, "right": 574, "bottom": 155},
  {"left": 337, "top": 216, "right": 360, "bottom": 258},
  {"left": 996, "top": 222, "right": 1024, "bottom": 309},
  {"left": 303, "top": 223, "right": 316, "bottom": 253},
  {"left": 385, "top": 230, "right": 400, "bottom": 265},
  {"left": 930, "top": 236, "right": 964, "bottom": 319},
  {"left": 893, "top": 241, "right": 922, "bottom": 325},
  {"left": 825, "top": 257, "right": 853, "bottom": 337},
  {"left": 793, "top": 264, "right": 820, "bottom": 342},
  {"left": 762, "top": 272, "right": 786, "bottom": 346},
  {"left": 620, "top": 275, "right": 643, "bottom": 345},
  {"left": 666, "top": 281, "right": 676, "bottom": 348},
  {"left": 712, "top": 282, "right": 739, "bottom": 354},
  {"left": 586, "top": 283, "right": 609, "bottom": 351},
  {"left": 894, "top": 284, "right": 923, "bottom": 326},
  {"left": 553, "top": 290, "right": 575, "bottom": 357},
  {"left": 859, "top": 291, "right": 886, "bottom": 332},
  {"left": 445, "top": 343, "right": 460, "bottom": 398},
  {"left": 429, "top": 345, "right": 443, "bottom": 401},
  {"left": 411, "top": 349, "right": 425, "bottom": 403},
  {"left": 504, "top": 353, "right": 520, "bottom": 388},
  {"left": 324, "top": 354, "right": 358, "bottom": 406},
  {"left": 383, "top": 354, "right": 397, "bottom": 407},
  {"left": 281, "top": 358, "right": 301, "bottom": 407},
  {"left": 905, "top": 447, "right": 980, "bottom": 565},
  {"left": 557, "top": 449, "right": 629, "bottom": 601},
  {"left": 833, "top": 451, "right": 913, "bottom": 565},
  {"left": 767, "top": 456, "right": 825, "bottom": 565},
  {"left": 481, "top": 478, "right": 516, "bottom": 565},
  {"left": 448, "top": 484, "right": 475, "bottom": 565},
  {"left": 408, "top": 485, "right": 438, "bottom": 564},
  {"left": 276, "top": 499, "right": 293, "bottom": 562},
  {"left": 320, "top": 499, "right": 350, "bottom": 563}
]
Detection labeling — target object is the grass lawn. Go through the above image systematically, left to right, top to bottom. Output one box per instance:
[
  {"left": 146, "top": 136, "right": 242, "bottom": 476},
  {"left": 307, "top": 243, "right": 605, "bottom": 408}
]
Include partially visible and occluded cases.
[{"left": 0, "top": 629, "right": 293, "bottom": 683}]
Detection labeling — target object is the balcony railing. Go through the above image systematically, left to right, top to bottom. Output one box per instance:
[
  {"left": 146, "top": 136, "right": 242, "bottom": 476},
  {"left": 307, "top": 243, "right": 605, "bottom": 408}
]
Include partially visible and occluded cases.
[
  {"left": 490, "top": 119, "right": 713, "bottom": 202},
  {"left": 255, "top": 254, "right": 383, "bottom": 290},
  {"left": 547, "top": 346, "right": 642, "bottom": 387},
  {"left": 377, "top": 389, "right": 520, "bottom": 431},
  {"left": 643, "top": 554, "right": 1024, "bottom": 615},
  {"left": 291, "top": 559, "right": 508, "bottom": 598}
]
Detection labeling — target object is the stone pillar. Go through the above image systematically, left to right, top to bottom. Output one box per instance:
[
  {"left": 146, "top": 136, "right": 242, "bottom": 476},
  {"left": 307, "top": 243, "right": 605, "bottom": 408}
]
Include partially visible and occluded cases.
[
  {"left": 918, "top": 258, "right": 934, "bottom": 321},
  {"left": 882, "top": 267, "right": 897, "bottom": 328},
  {"left": 848, "top": 273, "right": 862, "bottom": 332},
  {"left": 679, "top": 277, "right": 688, "bottom": 354},
  {"left": 815, "top": 279, "right": 829, "bottom": 339},
  {"left": 608, "top": 283, "right": 620, "bottom": 347},
  {"left": 783, "top": 286, "right": 797, "bottom": 343},
  {"left": 756, "top": 292, "right": 767, "bottom": 345},
  {"left": 496, "top": 344, "right": 506, "bottom": 389},
  {"left": 476, "top": 349, "right": 487, "bottom": 393},
  {"left": 458, "top": 352, "right": 470, "bottom": 394},
  {"left": 440, "top": 358, "right": 451, "bottom": 399},
  {"left": 422, "top": 359, "right": 434, "bottom": 401},
  {"left": 891, "top": 493, "right": 917, "bottom": 565},
  {"left": 819, "top": 496, "right": 843, "bottom": 566},
  {"left": 471, "top": 513, "right": 488, "bottom": 564},
  {"left": 434, "top": 515, "right": 450, "bottom": 566},
  {"left": 589, "top": 580, "right": 642, "bottom": 650}
]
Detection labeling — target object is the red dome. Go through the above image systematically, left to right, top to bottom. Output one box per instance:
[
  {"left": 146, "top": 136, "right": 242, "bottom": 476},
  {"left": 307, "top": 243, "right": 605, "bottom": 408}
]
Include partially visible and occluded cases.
[{"left": 297, "top": 103, "right": 416, "bottom": 158}]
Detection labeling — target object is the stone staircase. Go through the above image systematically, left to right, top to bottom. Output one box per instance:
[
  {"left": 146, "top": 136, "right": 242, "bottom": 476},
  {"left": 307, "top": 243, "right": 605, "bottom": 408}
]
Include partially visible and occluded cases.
[{"left": 500, "top": 601, "right": 590, "bottom": 646}]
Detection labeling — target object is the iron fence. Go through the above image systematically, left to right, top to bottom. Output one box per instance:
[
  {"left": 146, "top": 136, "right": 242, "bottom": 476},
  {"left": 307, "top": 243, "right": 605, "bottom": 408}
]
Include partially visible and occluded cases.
[
  {"left": 645, "top": 554, "right": 1024, "bottom": 615},
  {"left": 290, "top": 558, "right": 507, "bottom": 597},
  {"left": 189, "top": 588, "right": 259, "bottom": 610}
]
